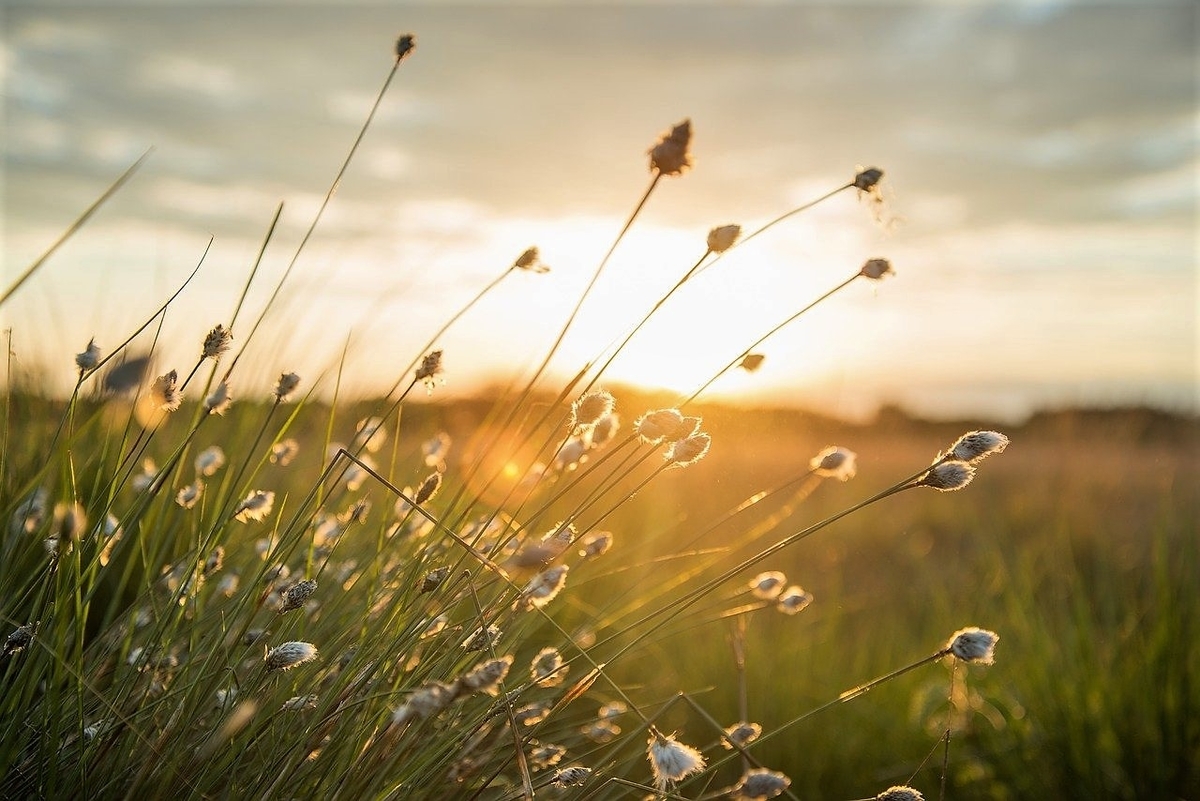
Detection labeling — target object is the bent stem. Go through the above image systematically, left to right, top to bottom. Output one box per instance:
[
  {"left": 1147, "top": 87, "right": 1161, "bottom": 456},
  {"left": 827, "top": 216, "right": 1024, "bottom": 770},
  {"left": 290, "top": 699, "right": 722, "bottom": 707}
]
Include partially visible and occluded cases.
[{"left": 682, "top": 271, "right": 860, "bottom": 406}]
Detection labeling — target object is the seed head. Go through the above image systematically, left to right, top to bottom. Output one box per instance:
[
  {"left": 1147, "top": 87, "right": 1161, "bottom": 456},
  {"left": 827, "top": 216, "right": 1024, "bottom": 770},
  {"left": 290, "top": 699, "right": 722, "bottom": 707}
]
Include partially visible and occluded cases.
[
  {"left": 395, "top": 33, "right": 416, "bottom": 61},
  {"left": 649, "top": 118, "right": 694, "bottom": 176},
  {"left": 854, "top": 166, "right": 884, "bottom": 192},
  {"left": 706, "top": 224, "right": 741, "bottom": 253},
  {"left": 514, "top": 246, "right": 549, "bottom": 273},
  {"left": 860, "top": 258, "right": 894, "bottom": 280},
  {"left": 202, "top": 324, "right": 233, "bottom": 359},
  {"left": 75, "top": 338, "right": 101, "bottom": 374},
  {"left": 415, "top": 350, "right": 443, "bottom": 391},
  {"left": 739, "top": 353, "right": 766, "bottom": 373},
  {"left": 151, "top": 370, "right": 183, "bottom": 412},
  {"left": 274, "top": 372, "right": 301, "bottom": 401},
  {"left": 204, "top": 380, "right": 233, "bottom": 415},
  {"left": 571, "top": 389, "right": 615, "bottom": 429},
  {"left": 635, "top": 408, "right": 683, "bottom": 442},
  {"left": 591, "top": 413, "right": 620, "bottom": 448},
  {"left": 352, "top": 416, "right": 388, "bottom": 453},
  {"left": 946, "top": 430, "right": 1010, "bottom": 463},
  {"left": 422, "top": 432, "right": 451, "bottom": 467},
  {"left": 667, "top": 432, "right": 710, "bottom": 467},
  {"left": 554, "top": 436, "right": 589, "bottom": 473},
  {"left": 270, "top": 439, "right": 299, "bottom": 466},
  {"left": 195, "top": 445, "right": 226, "bottom": 476},
  {"left": 810, "top": 446, "right": 857, "bottom": 480},
  {"left": 918, "top": 461, "right": 976, "bottom": 492},
  {"left": 412, "top": 471, "right": 443, "bottom": 505},
  {"left": 175, "top": 481, "right": 203, "bottom": 509},
  {"left": 10, "top": 487, "right": 48, "bottom": 536},
  {"left": 234, "top": 490, "right": 275, "bottom": 522},
  {"left": 52, "top": 502, "right": 86, "bottom": 543},
  {"left": 579, "top": 530, "right": 613, "bottom": 558},
  {"left": 204, "top": 546, "right": 225, "bottom": 576},
  {"left": 520, "top": 564, "right": 569, "bottom": 610},
  {"left": 419, "top": 566, "right": 450, "bottom": 593},
  {"left": 748, "top": 571, "right": 787, "bottom": 600},
  {"left": 279, "top": 579, "right": 317, "bottom": 613},
  {"left": 775, "top": 586, "right": 813, "bottom": 615},
  {"left": 3, "top": 624, "right": 35, "bottom": 657},
  {"left": 461, "top": 624, "right": 502, "bottom": 651},
  {"left": 946, "top": 627, "right": 999, "bottom": 665},
  {"left": 264, "top": 641, "right": 318, "bottom": 672},
  {"left": 531, "top": 647, "right": 568, "bottom": 687},
  {"left": 461, "top": 654, "right": 513, "bottom": 695},
  {"left": 392, "top": 681, "right": 455, "bottom": 726},
  {"left": 281, "top": 694, "right": 318, "bottom": 712},
  {"left": 513, "top": 702, "right": 551, "bottom": 726},
  {"left": 591, "top": 703, "right": 622, "bottom": 723},
  {"left": 582, "top": 719, "right": 622, "bottom": 742},
  {"left": 722, "top": 721, "right": 762, "bottom": 749},
  {"left": 647, "top": 730, "right": 706, "bottom": 790},
  {"left": 529, "top": 742, "right": 566, "bottom": 769},
  {"left": 552, "top": 766, "right": 592, "bottom": 788},
  {"left": 735, "top": 767, "right": 792, "bottom": 799},
  {"left": 876, "top": 786, "right": 925, "bottom": 801}
]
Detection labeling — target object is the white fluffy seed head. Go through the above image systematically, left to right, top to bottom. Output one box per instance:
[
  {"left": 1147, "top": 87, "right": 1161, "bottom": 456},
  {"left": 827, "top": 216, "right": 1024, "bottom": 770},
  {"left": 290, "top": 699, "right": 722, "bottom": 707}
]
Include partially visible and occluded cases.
[
  {"left": 202, "top": 324, "right": 233, "bottom": 359},
  {"left": 75, "top": 338, "right": 101, "bottom": 373},
  {"left": 273, "top": 372, "right": 301, "bottom": 401},
  {"left": 571, "top": 389, "right": 615, "bottom": 429},
  {"left": 947, "top": 431, "right": 1010, "bottom": 463},
  {"left": 667, "top": 433, "right": 710, "bottom": 467},
  {"left": 810, "top": 446, "right": 857, "bottom": 480},
  {"left": 919, "top": 461, "right": 976, "bottom": 492},
  {"left": 234, "top": 490, "right": 275, "bottom": 522},
  {"left": 748, "top": 571, "right": 787, "bottom": 600},
  {"left": 775, "top": 586, "right": 813, "bottom": 615},
  {"left": 946, "top": 627, "right": 999, "bottom": 665},
  {"left": 264, "top": 641, "right": 318, "bottom": 672},
  {"left": 461, "top": 655, "right": 513, "bottom": 695},
  {"left": 722, "top": 721, "right": 762, "bottom": 749},
  {"left": 647, "top": 730, "right": 706, "bottom": 790},
  {"left": 552, "top": 766, "right": 592, "bottom": 787},
  {"left": 735, "top": 767, "right": 792, "bottom": 799}
]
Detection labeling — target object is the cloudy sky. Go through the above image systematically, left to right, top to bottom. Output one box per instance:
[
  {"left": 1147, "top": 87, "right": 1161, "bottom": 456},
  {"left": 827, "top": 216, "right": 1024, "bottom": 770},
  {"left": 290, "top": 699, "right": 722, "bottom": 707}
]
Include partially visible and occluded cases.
[{"left": 2, "top": 1, "right": 1195, "bottom": 420}]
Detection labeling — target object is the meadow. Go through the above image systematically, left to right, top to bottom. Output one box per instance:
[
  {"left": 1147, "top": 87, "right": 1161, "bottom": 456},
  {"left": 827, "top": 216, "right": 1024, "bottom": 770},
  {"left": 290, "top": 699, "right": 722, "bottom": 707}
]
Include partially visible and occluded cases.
[{"left": 2, "top": 33, "right": 1197, "bottom": 801}]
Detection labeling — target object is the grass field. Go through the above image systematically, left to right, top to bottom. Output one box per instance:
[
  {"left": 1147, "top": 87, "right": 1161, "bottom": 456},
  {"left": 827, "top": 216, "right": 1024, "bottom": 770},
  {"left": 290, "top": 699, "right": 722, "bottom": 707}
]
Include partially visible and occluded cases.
[
  {"left": 2, "top": 33, "right": 1196, "bottom": 801},
  {"left": 2, "top": 383, "right": 1195, "bottom": 799}
]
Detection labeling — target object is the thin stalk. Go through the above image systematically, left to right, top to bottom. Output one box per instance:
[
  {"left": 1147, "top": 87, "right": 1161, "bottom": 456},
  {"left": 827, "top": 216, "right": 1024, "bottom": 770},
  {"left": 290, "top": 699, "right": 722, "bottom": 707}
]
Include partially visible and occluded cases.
[
  {"left": 0, "top": 149, "right": 152, "bottom": 308},
  {"left": 681, "top": 272, "right": 860, "bottom": 406}
]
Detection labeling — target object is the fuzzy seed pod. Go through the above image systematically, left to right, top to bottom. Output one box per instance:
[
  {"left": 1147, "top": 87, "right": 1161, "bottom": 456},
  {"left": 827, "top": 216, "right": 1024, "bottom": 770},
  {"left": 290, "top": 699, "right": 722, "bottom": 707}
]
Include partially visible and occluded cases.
[
  {"left": 649, "top": 119, "right": 694, "bottom": 176},
  {"left": 706, "top": 224, "right": 741, "bottom": 253},
  {"left": 202, "top": 324, "right": 233, "bottom": 359},
  {"left": 75, "top": 339, "right": 101, "bottom": 373},
  {"left": 274, "top": 372, "right": 301, "bottom": 401},
  {"left": 946, "top": 431, "right": 1010, "bottom": 463},
  {"left": 918, "top": 461, "right": 975, "bottom": 492},
  {"left": 279, "top": 579, "right": 317, "bottom": 613},
  {"left": 946, "top": 627, "right": 999, "bottom": 665},
  {"left": 264, "top": 641, "right": 318, "bottom": 672},
  {"left": 647, "top": 730, "right": 706, "bottom": 790},
  {"left": 735, "top": 767, "right": 792, "bottom": 799}
]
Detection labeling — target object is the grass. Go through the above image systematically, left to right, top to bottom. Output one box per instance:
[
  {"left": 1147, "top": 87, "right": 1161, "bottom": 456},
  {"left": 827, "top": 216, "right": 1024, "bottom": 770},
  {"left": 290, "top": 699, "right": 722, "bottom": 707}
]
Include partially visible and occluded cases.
[{"left": 1, "top": 32, "right": 1197, "bottom": 801}]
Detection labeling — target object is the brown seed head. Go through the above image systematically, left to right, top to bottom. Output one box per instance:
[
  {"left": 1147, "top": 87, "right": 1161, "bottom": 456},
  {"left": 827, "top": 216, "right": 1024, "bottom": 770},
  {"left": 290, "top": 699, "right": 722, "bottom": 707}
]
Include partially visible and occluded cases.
[{"left": 649, "top": 119, "right": 694, "bottom": 176}]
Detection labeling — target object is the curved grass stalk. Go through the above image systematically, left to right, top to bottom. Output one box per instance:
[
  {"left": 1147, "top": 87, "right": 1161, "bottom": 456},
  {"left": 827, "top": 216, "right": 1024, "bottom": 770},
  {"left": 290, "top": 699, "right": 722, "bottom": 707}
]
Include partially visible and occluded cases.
[{"left": 0, "top": 150, "right": 153, "bottom": 309}]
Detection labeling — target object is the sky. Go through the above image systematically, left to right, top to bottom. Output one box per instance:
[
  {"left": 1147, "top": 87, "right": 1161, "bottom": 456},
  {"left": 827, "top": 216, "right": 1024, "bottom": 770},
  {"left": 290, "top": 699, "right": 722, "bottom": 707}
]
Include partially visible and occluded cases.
[{"left": 1, "top": 1, "right": 1196, "bottom": 421}]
